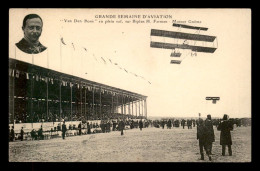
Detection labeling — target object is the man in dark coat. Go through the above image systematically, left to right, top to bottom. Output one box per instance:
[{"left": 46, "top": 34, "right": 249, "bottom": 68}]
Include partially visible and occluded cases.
[
  {"left": 16, "top": 14, "right": 47, "bottom": 54},
  {"left": 205, "top": 114, "right": 215, "bottom": 155},
  {"left": 217, "top": 114, "right": 233, "bottom": 156},
  {"left": 118, "top": 119, "right": 125, "bottom": 136},
  {"left": 139, "top": 119, "right": 143, "bottom": 131},
  {"left": 167, "top": 119, "right": 172, "bottom": 129},
  {"left": 181, "top": 119, "right": 186, "bottom": 129},
  {"left": 197, "top": 119, "right": 212, "bottom": 161},
  {"left": 130, "top": 120, "right": 134, "bottom": 129},
  {"left": 161, "top": 120, "right": 165, "bottom": 129},
  {"left": 188, "top": 120, "right": 192, "bottom": 129},
  {"left": 62, "top": 121, "right": 67, "bottom": 139},
  {"left": 107, "top": 121, "right": 111, "bottom": 133},
  {"left": 113, "top": 121, "right": 117, "bottom": 131},
  {"left": 78, "top": 122, "right": 82, "bottom": 135},
  {"left": 87, "top": 122, "right": 91, "bottom": 134},
  {"left": 10, "top": 126, "right": 15, "bottom": 141},
  {"left": 38, "top": 126, "right": 44, "bottom": 140},
  {"left": 20, "top": 127, "right": 24, "bottom": 141},
  {"left": 31, "top": 129, "right": 37, "bottom": 140}
]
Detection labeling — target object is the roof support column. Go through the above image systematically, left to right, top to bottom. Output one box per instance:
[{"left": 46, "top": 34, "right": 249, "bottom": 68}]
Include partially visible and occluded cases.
[
  {"left": 46, "top": 76, "right": 49, "bottom": 121},
  {"left": 59, "top": 79, "right": 62, "bottom": 121},
  {"left": 70, "top": 82, "right": 72, "bottom": 121},
  {"left": 84, "top": 85, "right": 86, "bottom": 120},
  {"left": 92, "top": 86, "right": 95, "bottom": 118},
  {"left": 99, "top": 88, "right": 102, "bottom": 119}
]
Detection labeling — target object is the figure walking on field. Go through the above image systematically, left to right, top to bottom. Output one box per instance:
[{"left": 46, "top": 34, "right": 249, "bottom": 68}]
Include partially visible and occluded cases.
[
  {"left": 205, "top": 114, "right": 215, "bottom": 155},
  {"left": 217, "top": 114, "right": 233, "bottom": 156},
  {"left": 118, "top": 119, "right": 125, "bottom": 136},
  {"left": 139, "top": 119, "right": 143, "bottom": 131},
  {"left": 197, "top": 119, "right": 212, "bottom": 161},
  {"left": 62, "top": 121, "right": 67, "bottom": 139},
  {"left": 20, "top": 127, "right": 24, "bottom": 141}
]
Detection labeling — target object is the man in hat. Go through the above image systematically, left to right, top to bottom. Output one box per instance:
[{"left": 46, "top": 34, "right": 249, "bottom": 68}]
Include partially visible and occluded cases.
[
  {"left": 205, "top": 114, "right": 215, "bottom": 155},
  {"left": 217, "top": 114, "right": 233, "bottom": 156},
  {"left": 197, "top": 118, "right": 212, "bottom": 161},
  {"left": 118, "top": 119, "right": 125, "bottom": 136},
  {"left": 139, "top": 119, "right": 143, "bottom": 131},
  {"left": 62, "top": 121, "right": 67, "bottom": 139},
  {"left": 10, "top": 126, "right": 15, "bottom": 141},
  {"left": 20, "top": 127, "right": 24, "bottom": 141}
]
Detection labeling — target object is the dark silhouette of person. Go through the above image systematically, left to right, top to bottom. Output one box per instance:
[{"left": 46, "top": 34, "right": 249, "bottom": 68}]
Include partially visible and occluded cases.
[
  {"left": 16, "top": 14, "right": 47, "bottom": 54},
  {"left": 205, "top": 114, "right": 215, "bottom": 155},
  {"left": 217, "top": 114, "right": 233, "bottom": 156},
  {"left": 118, "top": 119, "right": 125, "bottom": 136},
  {"left": 139, "top": 119, "right": 143, "bottom": 131},
  {"left": 167, "top": 119, "right": 172, "bottom": 129},
  {"left": 181, "top": 119, "right": 186, "bottom": 129},
  {"left": 197, "top": 119, "right": 212, "bottom": 161},
  {"left": 62, "top": 121, "right": 67, "bottom": 139},
  {"left": 78, "top": 122, "right": 82, "bottom": 135},
  {"left": 87, "top": 122, "right": 91, "bottom": 134},
  {"left": 10, "top": 126, "right": 15, "bottom": 141},
  {"left": 38, "top": 126, "right": 44, "bottom": 140},
  {"left": 20, "top": 127, "right": 24, "bottom": 141}
]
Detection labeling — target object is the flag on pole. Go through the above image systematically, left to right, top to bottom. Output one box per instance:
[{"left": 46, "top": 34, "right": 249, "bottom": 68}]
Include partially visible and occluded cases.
[
  {"left": 61, "top": 37, "right": 66, "bottom": 45},
  {"left": 72, "top": 43, "right": 75, "bottom": 51},
  {"left": 93, "top": 54, "right": 97, "bottom": 61},
  {"left": 100, "top": 57, "right": 106, "bottom": 64}
]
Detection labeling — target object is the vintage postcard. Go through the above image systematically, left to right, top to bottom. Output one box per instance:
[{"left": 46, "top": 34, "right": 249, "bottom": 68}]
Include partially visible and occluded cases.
[{"left": 9, "top": 8, "right": 251, "bottom": 162}]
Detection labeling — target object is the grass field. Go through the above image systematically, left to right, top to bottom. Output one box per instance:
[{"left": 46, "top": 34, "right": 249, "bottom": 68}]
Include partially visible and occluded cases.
[{"left": 8, "top": 126, "right": 251, "bottom": 162}]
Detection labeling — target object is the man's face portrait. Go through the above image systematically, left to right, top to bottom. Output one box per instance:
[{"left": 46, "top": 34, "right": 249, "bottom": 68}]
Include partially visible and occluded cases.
[
  {"left": 15, "top": 14, "right": 47, "bottom": 54},
  {"left": 23, "top": 17, "right": 42, "bottom": 43}
]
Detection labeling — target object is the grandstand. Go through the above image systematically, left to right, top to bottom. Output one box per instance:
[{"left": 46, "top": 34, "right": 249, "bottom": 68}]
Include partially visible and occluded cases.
[{"left": 9, "top": 58, "right": 147, "bottom": 132}]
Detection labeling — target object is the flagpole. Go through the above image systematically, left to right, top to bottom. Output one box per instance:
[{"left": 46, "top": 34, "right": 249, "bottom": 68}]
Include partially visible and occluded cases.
[
  {"left": 60, "top": 37, "right": 62, "bottom": 72},
  {"left": 71, "top": 44, "right": 73, "bottom": 75},
  {"left": 14, "top": 46, "right": 16, "bottom": 59},
  {"left": 47, "top": 49, "right": 49, "bottom": 69},
  {"left": 47, "top": 49, "right": 49, "bottom": 122},
  {"left": 13, "top": 67, "right": 15, "bottom": 127},
  {"left": 46, "top": 76, "right": 49, "bottom": 122},
  {"left": 59, "top": 79, "right": 62, "bottom": 121},
  {"left": 71, "top": 81, "right": 72, "bottom": 121},
  {"left": 80, "top": 82, "right": 82, "bottom": 121},
  {"left": 84, "top": 84, "right": 86, "bottom": 120},
  {"left": 92, "top": 87, "right": 95, "bottom": 118},
  {"left": 100, "top": 88, "right": 102, "bottom": 119}
]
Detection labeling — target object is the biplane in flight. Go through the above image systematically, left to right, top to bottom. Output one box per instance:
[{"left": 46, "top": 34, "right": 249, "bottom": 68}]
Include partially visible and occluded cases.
[{"left": 150, "top": 23, "right": 218, "bottom": 64}]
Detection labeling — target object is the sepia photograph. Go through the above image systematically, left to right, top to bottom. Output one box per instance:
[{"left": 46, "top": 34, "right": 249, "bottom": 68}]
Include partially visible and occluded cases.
[{"left": 8, "top": 8, "right": 251, "bottom": 162}]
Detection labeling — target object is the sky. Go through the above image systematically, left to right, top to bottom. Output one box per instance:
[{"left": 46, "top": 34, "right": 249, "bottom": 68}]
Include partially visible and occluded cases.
[{"left": 9, "top": 9, "right": 251, "bottom": 118}]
